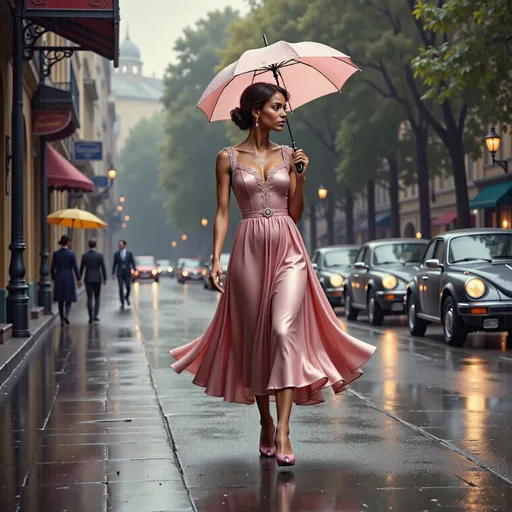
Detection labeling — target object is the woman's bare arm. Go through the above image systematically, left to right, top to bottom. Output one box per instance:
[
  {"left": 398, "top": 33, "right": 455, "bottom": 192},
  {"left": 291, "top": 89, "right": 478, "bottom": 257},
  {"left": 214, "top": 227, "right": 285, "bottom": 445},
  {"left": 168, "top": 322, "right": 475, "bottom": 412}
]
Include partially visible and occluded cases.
[
  {"left": 288, "top": 149, "right": 308, "bottom": 223},
  {"left": 212, "top": 150, "right": 231, "bottom": 263}
]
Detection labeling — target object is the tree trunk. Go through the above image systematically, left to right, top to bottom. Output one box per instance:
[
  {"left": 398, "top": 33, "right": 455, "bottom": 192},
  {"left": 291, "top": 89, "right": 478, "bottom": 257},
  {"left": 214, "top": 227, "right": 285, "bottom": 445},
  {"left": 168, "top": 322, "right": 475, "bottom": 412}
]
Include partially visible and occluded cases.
[
  {"left": 413, "top": 124, "right": 432, "bottom": 239},
  {"left": 449, "top": 143, "right": 471, "bottom": 229},
  {"left": 388, "top": 156, "right": 400, "bottom": 237},
  {"left": 367, "top": 179, "right": 376, "bottom": 241},
  {"left": 345, "top": 188, "right": 354, "bottom": 244},
  {"left": 326, "top": 193, "right": 334, "bottom": 245},
  {"left": 309, "top": 201, "right": 317, "bottom": 253}
]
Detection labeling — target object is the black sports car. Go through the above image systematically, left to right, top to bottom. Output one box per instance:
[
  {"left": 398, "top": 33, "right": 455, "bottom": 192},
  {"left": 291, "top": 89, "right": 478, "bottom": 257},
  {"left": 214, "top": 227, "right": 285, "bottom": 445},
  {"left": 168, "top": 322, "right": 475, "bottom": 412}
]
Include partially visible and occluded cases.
[
  {"left": 406, "top": 228, "right": 512, "bottom": 346},
  {"left": 345, "top": 239, "right": 429, "bottom": 325},
  {"left": 311, "top": 245, "right": 359, "bottom": 307}
]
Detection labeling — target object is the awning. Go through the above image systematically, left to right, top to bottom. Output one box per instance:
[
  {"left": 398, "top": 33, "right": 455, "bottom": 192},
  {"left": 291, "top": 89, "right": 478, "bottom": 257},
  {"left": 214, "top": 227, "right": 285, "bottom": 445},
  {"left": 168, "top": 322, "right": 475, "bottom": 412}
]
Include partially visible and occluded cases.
[
  {"left": 23, "top": 0, "right": 120, "bottom": 66},
  {"left": 47, "top": 145, "right": 94, "bottom": 193},
  {"left": 469, "top": 182, "right": 512, "bottom": 210},
  {"left": 432, "top": 210, "right": 457, "bottom": 226},
  {"left": 359, "top": 212, "right": 391, "bottom": 230}
]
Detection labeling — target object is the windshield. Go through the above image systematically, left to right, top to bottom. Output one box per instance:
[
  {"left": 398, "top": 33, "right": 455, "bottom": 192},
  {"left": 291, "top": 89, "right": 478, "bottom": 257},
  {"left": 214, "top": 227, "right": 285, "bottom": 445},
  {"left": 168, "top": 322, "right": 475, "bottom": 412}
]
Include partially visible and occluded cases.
[
  {"left": 449, "top": 234, "right": 512, "bottom": 263},
  {"left": 373, "top": 243, "right": 426, "bottom": 265},
  {"left": 324, "top": 249, "right": 358, "bottom": 267},
  {"left": 220, "top": 253, "right": 230, "bottom": 266},
  {"left": 136, "top": 256, "right": 155, "bottom": 266},
  {"left": 183, "top": 259, "right": 202, "bottom": 267}
]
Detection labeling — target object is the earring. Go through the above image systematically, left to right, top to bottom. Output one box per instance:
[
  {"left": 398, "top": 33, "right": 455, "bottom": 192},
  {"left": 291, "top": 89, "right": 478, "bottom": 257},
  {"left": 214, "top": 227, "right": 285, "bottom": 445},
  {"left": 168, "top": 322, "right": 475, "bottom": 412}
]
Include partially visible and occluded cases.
[{"left": 256, "top": 119, "right": 259, "bottom": 128}]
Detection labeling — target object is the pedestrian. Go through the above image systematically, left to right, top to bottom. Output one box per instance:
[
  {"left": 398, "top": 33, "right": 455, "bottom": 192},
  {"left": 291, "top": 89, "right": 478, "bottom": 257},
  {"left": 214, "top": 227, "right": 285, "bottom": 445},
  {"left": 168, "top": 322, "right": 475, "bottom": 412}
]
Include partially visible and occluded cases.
[
  {"left": 170, "top": 83, "right": 376, "bottom": 466},
  {"left": 51, "top": 234, "right": 82, "bottom": 326},
  {"left": 80, "top": 238, "right": 107, "bottom": 323},
  {"left": 112, "top": 239, "right": 136, "bottom": 310}
]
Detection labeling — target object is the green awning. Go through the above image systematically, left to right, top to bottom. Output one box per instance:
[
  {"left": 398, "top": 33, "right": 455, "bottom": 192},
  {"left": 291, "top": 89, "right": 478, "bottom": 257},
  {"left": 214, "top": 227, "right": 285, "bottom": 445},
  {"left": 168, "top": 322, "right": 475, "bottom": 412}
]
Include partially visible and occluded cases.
[{"left": 469, "top": 182, "right": 512, "bottom": 210}]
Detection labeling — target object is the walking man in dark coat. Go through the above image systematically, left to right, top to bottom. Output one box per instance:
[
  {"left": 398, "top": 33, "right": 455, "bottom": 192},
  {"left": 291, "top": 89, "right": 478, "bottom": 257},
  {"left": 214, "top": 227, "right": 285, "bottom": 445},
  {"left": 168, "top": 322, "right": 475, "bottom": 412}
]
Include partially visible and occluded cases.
[
  {"left": 51, "top": 235, "right": 82, "bottom": 326},
  {"left": 80, "top": 238, "right": 107, "bottom": 323},
  {"left": 112, "top": 239, "right": 136, "bottom": 310}
]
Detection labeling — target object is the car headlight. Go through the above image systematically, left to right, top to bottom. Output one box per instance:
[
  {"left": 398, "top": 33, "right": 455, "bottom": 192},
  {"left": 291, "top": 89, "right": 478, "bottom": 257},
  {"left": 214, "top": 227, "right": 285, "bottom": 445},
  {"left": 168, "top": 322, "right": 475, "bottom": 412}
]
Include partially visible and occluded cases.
[
  {"left": 168, "top": 267, "right": 173, "bottom": 272},
  {"left": 157, "top": 268, "right": 162, "bottom": 273},
  {"left": 131, "top": 269, "right": 135, "bottom": 274},
  {"left": 152, "top": 269, "right": 157, "bottom": 275},
  {"left": 201, "top": 269, "right": 207, "bottom": 276},
  {"left": 182, "top": 270, "right": 189, "bottom": 277},
  {"left": 329, "top": 274, "right": 344, "bottom": 287},
  {"left": 382, "top": 274, "right": 398, "bottom": 290},
  {"left": 465, "top": 278, "right": 486, "bottom": 299}
]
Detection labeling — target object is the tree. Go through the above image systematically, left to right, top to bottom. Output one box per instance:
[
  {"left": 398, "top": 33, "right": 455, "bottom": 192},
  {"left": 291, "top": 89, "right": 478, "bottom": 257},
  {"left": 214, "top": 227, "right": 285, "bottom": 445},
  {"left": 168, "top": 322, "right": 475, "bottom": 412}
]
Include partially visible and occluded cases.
[
  {"left": 412, "top": 0, "right": 512, "bottom": 123},
  {"left": 159, "top": 9, "right": 241, "bottom": 252},
  {"left": 117, "top": 112, "right": 178, "bottom": 259}
]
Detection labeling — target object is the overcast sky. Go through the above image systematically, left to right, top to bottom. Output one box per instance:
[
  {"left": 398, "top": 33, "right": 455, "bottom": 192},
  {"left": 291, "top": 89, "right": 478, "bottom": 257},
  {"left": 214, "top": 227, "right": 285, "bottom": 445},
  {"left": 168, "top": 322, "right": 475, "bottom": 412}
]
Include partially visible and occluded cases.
[{"left": 119, "top": 0, "right": 249, "bottom": 78}]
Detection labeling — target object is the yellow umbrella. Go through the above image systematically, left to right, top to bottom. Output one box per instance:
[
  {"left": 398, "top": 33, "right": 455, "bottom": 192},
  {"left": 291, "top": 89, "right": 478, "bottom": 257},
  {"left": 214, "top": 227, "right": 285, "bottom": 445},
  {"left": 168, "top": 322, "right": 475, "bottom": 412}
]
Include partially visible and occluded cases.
[{"left": 47, "top": 207, "right": 107, "bottom": 229}]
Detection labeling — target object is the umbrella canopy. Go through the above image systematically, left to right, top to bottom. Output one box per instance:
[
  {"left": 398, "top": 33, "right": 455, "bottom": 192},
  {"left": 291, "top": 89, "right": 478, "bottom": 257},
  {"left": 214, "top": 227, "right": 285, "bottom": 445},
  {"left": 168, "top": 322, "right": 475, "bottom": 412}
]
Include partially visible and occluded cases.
[
  {"left": 197, "top": 40, "right": 359, "bottom": 122},
  {"left": 47, "top": 207, "right": 107, "bottom": 229}
]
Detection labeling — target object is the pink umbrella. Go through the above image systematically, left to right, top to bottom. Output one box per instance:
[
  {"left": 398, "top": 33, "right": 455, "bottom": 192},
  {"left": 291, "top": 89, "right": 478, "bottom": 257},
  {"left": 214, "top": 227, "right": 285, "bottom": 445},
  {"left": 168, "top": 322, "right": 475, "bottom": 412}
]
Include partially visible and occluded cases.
[{"left": 197, "top": 37, "right": 360, "bottom": 172}]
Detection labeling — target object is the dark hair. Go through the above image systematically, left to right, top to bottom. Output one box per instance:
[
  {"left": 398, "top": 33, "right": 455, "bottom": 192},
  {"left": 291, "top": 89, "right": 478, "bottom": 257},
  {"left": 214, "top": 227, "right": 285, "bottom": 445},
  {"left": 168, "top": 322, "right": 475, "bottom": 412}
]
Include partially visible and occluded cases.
[
  {"left": 230, "top": 82, "right": 289, "bottom": 130},
  {"left": 59, "top": 235, "right": 70, "bottom": 246},
  {"left": 88, "top": 238, "right": 97, "bottom": 249},
  {"left": 119, "top": 239, "right": 127, "bottom": 246}
]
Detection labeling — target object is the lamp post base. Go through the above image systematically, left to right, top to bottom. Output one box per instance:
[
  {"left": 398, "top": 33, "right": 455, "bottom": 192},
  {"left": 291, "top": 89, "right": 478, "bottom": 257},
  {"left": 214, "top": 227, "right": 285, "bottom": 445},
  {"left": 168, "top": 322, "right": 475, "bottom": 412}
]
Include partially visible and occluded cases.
[
  {"left": 38, "top": 279, "right": 52, "bottom": 315},
  {"left": 6, "top": 282, "right": 30, "bottom": 338}
]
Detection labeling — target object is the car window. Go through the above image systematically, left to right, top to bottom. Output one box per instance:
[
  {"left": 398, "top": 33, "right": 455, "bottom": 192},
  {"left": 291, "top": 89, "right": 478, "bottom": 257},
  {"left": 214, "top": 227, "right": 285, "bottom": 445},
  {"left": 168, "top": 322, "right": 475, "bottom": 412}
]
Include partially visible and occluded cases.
[
  {"left": 449, "top": 233, "right": 512, "bottom": 263},
  {"left": 434, "top": 240, "right": 445, "bottom": 262},
  {"left": 421, "top": 241, "right": 437, "bottom": 267},
  {"left": 373, "top": 243, "right": 427, "bottom": 265},
  {"left": 356, "top": 247, "right": 367, "bottom": 263},
  {"left": 363, "top": 248, "right": 371, "bottom": 266},
  {"left": 324, "top": 249, "right": 359, "bottom": 267},
  {"left": 311, "top": 251, "right": 319, "bottom": 264},
  {"left": 136, "top": 256, "right": 155, "bottom": 266},
  {"left": 183, "top": 259, "right": 202, "bottom": 267}
]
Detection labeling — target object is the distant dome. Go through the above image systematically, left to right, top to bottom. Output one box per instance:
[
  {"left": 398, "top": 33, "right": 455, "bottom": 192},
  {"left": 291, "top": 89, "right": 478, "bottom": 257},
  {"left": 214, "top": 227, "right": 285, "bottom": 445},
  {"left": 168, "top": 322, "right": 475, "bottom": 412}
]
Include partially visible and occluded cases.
[{"left": 120, "top": 29, "right": 141, "bottom": 62}]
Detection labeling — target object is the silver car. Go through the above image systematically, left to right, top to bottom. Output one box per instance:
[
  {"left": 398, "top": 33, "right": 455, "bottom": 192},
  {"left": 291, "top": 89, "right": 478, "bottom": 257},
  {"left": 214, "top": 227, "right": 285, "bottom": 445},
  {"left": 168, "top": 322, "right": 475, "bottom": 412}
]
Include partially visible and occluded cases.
[{"left": 204, "top": 253, "right": 230, "bottom": 290}]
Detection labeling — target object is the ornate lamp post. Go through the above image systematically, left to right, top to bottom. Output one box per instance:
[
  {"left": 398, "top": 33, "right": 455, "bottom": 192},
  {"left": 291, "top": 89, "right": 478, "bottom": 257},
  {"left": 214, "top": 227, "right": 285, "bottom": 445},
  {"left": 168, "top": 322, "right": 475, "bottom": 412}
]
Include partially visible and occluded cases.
[
  {"left": 484, "top": 127, "right": 508, "bottom": 173},
  {"left": 107, "top": 166, "right": 117, "bottom": 182},
  {"left": 317, "top": 185, "right": 328, "bottom": 200},
  {"left": 119, "top": 195, "right": 125, "bottom": 203},
  {"left": 124, "top": 215, "right": 130, "bottom": 221},
  {"left": 201, "top": 218, "right": 208, "bottom": 227},
  {"left": 181, "top": 234, "right": 188, "bottom": 241},
  {"left": 171, "top": 241, "right": 177, "bottom": 248}
]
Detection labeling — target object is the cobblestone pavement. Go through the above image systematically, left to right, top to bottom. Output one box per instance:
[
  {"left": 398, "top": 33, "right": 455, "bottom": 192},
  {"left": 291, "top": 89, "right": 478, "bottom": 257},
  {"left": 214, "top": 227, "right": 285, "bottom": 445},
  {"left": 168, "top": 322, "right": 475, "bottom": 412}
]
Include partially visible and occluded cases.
[{"left": 1, "top": 279, "right": 511, "bottom": 511}]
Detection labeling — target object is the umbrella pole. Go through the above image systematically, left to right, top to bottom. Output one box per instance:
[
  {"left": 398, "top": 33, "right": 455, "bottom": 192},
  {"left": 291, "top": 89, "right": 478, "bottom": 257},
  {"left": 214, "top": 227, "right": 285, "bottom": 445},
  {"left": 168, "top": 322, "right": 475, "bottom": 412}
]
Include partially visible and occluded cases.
[{"left": 263, "top": 34, "right": 304, "bottom": 173}]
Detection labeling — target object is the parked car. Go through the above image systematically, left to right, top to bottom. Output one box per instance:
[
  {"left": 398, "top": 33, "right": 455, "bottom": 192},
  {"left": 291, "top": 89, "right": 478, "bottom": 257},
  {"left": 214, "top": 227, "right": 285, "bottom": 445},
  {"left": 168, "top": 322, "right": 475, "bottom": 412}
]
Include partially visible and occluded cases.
[
  {"left": 406, "top": 228, "right": 512, "bottom": 346},
  {"left": 345, "top": 238, "right": 429, "bottom": 325},
  {"left": 311, "top": 245, "right": 359, "bottom": 307},
  {"left": 204, "top": 253, "right": 230, "bottom": 290},
  {"left": 132, "top": 255, "right": 159, "bottom": 283},
  {"left": 177, "top": 258, "right": 206, "bottom": 284},
  {"left": 157, "top": 259, "right": 174, "bottom": 277}
]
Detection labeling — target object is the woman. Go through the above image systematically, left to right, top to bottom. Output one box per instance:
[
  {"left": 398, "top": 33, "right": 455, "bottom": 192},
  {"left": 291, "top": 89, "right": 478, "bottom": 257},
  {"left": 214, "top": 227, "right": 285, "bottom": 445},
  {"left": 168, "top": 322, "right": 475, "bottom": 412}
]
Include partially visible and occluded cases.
[
  {"left": 170, "top": 82, "right": 376, "bottom": 466},
  {"left": 51, "top": 235, "right": 81, "bottom": 326}
]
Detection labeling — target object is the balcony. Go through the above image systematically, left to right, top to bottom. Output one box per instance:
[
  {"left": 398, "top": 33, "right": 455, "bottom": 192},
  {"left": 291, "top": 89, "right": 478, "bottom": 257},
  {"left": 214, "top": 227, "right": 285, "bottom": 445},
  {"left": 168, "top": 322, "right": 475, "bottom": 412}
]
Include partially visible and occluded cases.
[{"left": 31, "top": 63, "right": 80, "bottom": 142}]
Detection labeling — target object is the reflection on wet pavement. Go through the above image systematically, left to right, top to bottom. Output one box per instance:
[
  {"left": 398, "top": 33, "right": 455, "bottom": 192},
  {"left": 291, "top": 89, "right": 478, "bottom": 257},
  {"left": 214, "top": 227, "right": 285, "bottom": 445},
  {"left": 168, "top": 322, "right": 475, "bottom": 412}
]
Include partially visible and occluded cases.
[{"left": 0, "top": 280, "right": 511, "bottom": 511}]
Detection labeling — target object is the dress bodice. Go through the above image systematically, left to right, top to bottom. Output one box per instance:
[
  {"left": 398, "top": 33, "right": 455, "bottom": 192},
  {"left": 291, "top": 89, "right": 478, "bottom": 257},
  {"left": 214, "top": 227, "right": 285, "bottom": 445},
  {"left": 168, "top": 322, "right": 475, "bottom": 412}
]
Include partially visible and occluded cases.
[{"left": 225, "top": 146, "right": 292, "bottom": 218}]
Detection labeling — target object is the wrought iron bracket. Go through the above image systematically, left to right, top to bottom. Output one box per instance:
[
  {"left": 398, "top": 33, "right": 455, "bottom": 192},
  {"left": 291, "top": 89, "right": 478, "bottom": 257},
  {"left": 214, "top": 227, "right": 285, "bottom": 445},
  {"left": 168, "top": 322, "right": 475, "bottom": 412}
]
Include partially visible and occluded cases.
[
  {"left": 23, "top": 22, "right": 49, "bottom": 61},
  {"left": 5, "top": 135, "right": 11, "bottom": 196},
  {"left": 493, "top": 156, "right": 509, "bottom": 174}
]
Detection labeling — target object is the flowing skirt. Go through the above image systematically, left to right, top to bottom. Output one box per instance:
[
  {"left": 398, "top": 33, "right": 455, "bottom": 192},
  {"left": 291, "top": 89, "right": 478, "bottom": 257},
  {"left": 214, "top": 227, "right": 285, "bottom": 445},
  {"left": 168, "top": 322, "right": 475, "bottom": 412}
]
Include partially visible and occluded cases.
[{"left": 170, "top": 216, "right": 376, "bottom": 406}]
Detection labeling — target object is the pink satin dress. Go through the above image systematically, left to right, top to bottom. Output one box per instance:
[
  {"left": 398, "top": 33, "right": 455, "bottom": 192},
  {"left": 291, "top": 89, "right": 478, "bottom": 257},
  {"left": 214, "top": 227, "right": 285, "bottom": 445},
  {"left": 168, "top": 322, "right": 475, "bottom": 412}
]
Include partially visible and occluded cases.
[{"left": 170, "top": 145, "right": 376, "bottom": 405}]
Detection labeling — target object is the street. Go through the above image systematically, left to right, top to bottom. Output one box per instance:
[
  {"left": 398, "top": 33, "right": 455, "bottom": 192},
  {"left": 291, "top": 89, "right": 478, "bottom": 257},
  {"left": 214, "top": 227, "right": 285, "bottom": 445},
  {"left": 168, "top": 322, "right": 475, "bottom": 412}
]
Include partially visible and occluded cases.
[{"left": 1, "top": 279, "right": 512, "bottom": 512}]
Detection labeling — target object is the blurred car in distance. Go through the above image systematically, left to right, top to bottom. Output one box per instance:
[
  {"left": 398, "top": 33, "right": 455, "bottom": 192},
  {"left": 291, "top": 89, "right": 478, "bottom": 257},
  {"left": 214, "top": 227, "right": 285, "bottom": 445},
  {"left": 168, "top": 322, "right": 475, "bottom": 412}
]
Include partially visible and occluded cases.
[
  {"left": 407, "top": 228, "right": 512, "bottom": 346},
  {"left": 311, "top": 245, "right": 359, "bottom": 307},
  {"left": 204, "top": 253, "right": 230, "bottom": 290},
  {"left": 132, "top": 255, "right": 159, "bottom": 283},
  {"left": 177, "top": 258, "right": 206, "bottom": 284},
  {"left": 157, "top": 259, "right": 174, "bottom": 277}
]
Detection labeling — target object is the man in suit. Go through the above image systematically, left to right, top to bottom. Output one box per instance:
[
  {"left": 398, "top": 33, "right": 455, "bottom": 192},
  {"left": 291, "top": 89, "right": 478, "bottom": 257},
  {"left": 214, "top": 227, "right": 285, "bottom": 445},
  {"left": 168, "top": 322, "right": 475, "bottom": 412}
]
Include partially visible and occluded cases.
[
  {"left": 80, "top": 238, "right": 107, "bottom": 323},
  {"left": 112, "top": 239, "right": 136, "bottom": 310}
]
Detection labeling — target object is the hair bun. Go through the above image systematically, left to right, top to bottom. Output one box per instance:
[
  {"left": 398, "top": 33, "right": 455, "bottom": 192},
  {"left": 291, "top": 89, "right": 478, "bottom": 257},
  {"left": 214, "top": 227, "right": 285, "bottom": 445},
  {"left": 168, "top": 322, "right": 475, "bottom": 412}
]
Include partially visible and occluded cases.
[{"left": 230, "top": 106, "right": 252, "bottom": 131}]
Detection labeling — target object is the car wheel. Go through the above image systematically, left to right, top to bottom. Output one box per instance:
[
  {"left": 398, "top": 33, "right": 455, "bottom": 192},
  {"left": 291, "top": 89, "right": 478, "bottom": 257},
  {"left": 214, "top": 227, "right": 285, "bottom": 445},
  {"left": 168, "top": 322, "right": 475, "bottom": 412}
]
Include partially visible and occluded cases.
[
  {"left": 367, "top": 289, "right": 384, "bottom": 326},
  {"left": 344, "top": 291, "right": 359, "bottom": 321},
  {"left": 407, "top": 293, "right": 428, "bottom": 336},
  {"left": 442, "top": 296, "right": 467, "bottom": 347}
]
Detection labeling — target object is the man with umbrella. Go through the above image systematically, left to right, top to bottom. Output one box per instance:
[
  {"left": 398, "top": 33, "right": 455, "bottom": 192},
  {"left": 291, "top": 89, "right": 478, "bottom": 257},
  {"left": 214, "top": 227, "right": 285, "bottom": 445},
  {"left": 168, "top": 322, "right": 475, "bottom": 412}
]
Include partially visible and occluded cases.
[
  {"left": 80, "top": 238, "right": 107, "bottom": 323},
  {"left": 112, "top": 239, "right": 136, "bottom": 310}
]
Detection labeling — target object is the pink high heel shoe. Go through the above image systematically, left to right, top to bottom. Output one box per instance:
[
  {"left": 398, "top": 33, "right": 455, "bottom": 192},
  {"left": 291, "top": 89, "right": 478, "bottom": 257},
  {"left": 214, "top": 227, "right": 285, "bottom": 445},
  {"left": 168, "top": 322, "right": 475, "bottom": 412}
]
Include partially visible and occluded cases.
[
  {"left": 259, "top": 427, "right": 277, "bottom": 458},
  {"left": 276, "top": 430, "right": 295, "bottom": 466}
]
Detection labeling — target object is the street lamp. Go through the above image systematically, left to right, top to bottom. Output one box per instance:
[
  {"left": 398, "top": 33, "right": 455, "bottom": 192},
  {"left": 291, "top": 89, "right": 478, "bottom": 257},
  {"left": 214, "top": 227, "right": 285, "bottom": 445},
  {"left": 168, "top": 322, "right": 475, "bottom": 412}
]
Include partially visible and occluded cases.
[
  {"left": 484, "top": 127, "right": 508, "bottom": 173},
  {"left": 107, "top": 165, "right": 117, "bottom": 182},
  {"left": 317, "top": 184, "right": 328, "bottom": 200},
  {"left": 119, "top": 196, "right": 125, "bottom": 203},
  {"left": 117, "top": 205, "right": 123, "bottom": 212},
  {"left": 124, "top": 215, "right": 130, "bottom": 221},
  {"left": 201, "top": 218, "right": 208, "bottom": 227},
  {"left": 122, "top": 222, "right": 127, "bottom": 229},
  {"left": 181, "top": 234, "right": 188, "bottom": 241},
  {"left": 171, "top": 241, "right": 177, "bottom": 248}
]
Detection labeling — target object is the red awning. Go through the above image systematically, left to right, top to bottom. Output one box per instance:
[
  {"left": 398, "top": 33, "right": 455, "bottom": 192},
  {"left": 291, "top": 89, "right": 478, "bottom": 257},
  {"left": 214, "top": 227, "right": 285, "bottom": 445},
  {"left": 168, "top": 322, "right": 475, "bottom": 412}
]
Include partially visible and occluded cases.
[
  {"left": 23, "top": 0, "right": 120, "bottom": 66},
  {"left": 47, "top": 144, "right": 95, "bottom": 193},
  {"left": 432, "top": 211, "right": 458, "bottom": 226}
]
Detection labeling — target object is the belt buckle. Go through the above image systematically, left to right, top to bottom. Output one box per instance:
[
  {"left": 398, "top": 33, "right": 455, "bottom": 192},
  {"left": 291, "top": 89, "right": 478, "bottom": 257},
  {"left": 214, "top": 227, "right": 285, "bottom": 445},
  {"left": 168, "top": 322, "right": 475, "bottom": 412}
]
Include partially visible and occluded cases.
[{"left": 262, "top": 207, "right": 274, "bottom": 218}]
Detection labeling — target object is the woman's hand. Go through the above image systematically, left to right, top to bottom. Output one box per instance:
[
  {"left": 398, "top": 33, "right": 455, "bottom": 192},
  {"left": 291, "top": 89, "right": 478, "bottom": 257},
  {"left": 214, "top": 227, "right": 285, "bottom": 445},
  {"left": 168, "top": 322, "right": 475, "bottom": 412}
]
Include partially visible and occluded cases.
[
  {"left": 292, "top": 149, "right": 309, "bottom": 178},
  {"left": 209, "top": 261, "right": 225, "bottom": 293}
]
